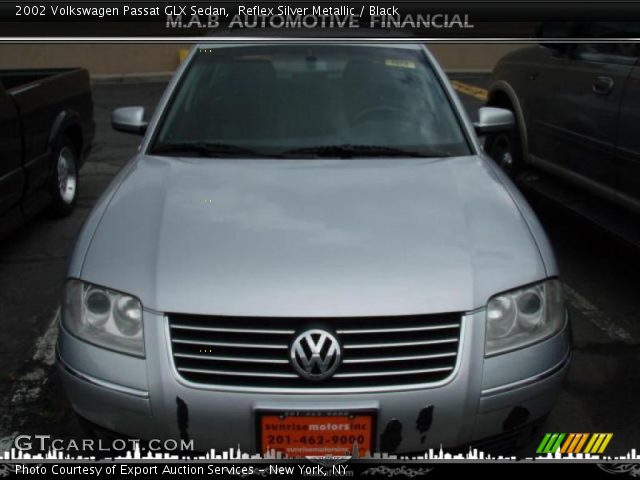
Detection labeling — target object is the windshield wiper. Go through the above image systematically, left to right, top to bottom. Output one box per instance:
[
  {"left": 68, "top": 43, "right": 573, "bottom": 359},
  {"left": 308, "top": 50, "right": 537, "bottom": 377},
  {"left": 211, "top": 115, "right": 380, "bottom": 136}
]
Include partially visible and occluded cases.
[
  {"left": 151, "top": 142, "right": 274, "bottom": 158},
  {"left": 152, "top": 142, "right": 444, "bottom": 159},
  {"left": 279, "top": 144, "right": 442, "bottom": 158}
]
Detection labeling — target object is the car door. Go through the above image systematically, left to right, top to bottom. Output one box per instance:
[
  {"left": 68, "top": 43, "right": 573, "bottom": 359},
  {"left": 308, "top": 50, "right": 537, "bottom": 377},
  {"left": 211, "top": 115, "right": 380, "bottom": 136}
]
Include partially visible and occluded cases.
[
  {"left": 527, "top": 23, "right": 636, "bottom": 196},
  {"left": 616, "top": 57, "right": 640, "bottom": 213},
  {"left": 0, "top": 81, "right": 24, "bottom": 217}
]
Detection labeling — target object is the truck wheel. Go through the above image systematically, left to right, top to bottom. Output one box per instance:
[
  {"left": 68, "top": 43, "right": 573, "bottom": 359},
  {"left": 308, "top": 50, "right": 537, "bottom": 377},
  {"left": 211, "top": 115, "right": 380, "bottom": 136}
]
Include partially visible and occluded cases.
[
  {"left": 484, "top": 111, "right": 523, "bottom": 178},
  {"left": 48, "top": 136, "right": 78, "bottom": 217}
]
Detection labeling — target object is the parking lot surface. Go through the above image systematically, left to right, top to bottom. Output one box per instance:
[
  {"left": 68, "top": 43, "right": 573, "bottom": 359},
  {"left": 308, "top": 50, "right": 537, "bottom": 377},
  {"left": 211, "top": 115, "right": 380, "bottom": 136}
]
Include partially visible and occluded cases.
[{"left": 1, "top": 77, "right": 639, "bottom": 456}]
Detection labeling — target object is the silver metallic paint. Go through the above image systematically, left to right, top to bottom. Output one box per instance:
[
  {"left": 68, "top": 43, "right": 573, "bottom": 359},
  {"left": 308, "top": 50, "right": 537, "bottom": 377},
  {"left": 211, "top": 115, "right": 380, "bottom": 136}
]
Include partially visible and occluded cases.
[{"left": 59, "top": 43, "right": 569, "bottom": 452}]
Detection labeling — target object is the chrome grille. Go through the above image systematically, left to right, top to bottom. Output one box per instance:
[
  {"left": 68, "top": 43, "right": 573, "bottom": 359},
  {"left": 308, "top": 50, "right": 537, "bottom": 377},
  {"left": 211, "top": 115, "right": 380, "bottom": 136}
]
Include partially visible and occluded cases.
[{"left": 167, "top": 313, "right": 463, "bottom": 392}]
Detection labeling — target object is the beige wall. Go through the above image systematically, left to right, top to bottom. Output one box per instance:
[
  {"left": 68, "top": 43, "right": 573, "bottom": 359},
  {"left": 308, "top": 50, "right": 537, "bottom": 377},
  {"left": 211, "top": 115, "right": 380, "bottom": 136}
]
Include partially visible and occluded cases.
[
  {"left": 0, "top": 44, "right": 521, "bottom": 76},
  {"left": 0, "top": 44, "right": 188, "bottom": 75},
  {"left": 429, "top": 44, "right": 521, "bottom": 72}
]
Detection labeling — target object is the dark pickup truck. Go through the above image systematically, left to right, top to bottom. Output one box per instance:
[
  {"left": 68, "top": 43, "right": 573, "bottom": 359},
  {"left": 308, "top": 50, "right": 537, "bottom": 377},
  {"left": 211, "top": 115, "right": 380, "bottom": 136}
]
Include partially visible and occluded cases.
[{"left": 0, "top": 68, "right": 94, "bottom": 238}]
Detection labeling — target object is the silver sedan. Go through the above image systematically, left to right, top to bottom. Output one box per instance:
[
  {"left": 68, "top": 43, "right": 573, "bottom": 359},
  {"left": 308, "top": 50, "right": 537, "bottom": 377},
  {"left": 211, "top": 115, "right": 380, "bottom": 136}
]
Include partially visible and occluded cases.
[{"left": 57, "top": 43, "right": 571, "bottom": 457}]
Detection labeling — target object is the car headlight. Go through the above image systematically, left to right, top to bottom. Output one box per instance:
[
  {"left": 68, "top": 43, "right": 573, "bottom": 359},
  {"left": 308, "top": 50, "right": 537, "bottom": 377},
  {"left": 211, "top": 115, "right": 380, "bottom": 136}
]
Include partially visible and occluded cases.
[
  {"left": 62, "top": 279, "right": 144, "bottom": 357},
  {"left": 485, "top": 279, "right": 565, "bottom": 356}
]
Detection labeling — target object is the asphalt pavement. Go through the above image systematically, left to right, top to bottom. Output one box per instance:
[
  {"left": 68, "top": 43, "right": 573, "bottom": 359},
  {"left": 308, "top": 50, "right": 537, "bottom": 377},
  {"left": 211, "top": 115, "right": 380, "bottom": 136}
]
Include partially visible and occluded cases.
[{"left": 0, "top": 76, "right": 639, "bottom": 456}]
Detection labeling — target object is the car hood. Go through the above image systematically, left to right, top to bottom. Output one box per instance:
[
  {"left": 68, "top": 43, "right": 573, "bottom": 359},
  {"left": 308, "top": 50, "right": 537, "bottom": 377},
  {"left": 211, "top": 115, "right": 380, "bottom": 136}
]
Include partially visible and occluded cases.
[{"left": 80, "top": 155, "right": 546, "bottom": 316}]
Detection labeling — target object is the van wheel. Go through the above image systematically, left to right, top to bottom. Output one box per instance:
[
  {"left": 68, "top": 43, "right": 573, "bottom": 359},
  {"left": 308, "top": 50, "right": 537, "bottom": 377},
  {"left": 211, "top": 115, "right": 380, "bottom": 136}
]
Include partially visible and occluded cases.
[
  {"left": 484, "top": 111, "right": 522, "bottom": 178},
  {"left": 48, "top": 136, "right": 78, "bottom": 217}
]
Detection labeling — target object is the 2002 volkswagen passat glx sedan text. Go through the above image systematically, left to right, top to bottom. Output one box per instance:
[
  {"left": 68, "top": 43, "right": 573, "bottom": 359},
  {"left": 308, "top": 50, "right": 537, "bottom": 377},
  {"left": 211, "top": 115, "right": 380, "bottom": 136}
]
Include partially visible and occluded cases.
[{"left": 57, "top": 43, "right": 571, "bottom": 456}]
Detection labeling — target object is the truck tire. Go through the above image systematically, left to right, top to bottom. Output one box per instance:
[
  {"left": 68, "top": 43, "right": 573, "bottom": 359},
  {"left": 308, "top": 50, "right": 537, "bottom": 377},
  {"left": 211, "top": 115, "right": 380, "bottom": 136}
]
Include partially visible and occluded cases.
[
  {"left": 484, "top": 108, "right": 523, "bottom": 178},
  {"left": 48, "top": 136, "right": 78, "bottom": 217}
]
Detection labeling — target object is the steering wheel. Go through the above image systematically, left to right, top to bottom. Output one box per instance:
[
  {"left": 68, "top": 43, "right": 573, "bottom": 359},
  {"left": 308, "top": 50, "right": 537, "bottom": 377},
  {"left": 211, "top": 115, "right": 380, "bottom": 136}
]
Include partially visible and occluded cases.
[{"left": 351, "top": 105, "right": 414, "bottom": 127}]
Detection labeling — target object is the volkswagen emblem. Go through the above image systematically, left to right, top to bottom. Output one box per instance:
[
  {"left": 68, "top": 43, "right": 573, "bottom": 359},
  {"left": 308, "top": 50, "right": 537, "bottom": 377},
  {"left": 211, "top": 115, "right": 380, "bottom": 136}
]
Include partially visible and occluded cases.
[{"left": 290, "top": 329, "right": 341, "bottom": 381}]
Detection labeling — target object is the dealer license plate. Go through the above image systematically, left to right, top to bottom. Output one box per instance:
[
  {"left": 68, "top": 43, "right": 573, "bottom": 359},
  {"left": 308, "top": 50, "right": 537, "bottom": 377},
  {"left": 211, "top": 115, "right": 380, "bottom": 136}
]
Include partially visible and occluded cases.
[{"left": 259, "top": 411, "right": 375, "bottom": 458}]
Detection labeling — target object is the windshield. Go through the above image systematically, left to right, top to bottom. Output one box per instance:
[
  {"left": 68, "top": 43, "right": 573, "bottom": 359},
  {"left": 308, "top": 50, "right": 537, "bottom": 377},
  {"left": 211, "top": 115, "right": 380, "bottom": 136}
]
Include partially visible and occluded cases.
[{"left": 150, "top": 45, "right": 471, "bottom": 158}]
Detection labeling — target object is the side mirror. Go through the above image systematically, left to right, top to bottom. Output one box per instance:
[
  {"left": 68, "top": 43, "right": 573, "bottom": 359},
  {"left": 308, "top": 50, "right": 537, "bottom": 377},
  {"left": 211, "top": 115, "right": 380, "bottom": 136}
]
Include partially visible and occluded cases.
[
  {"left": 111, "top": 106, "right": 148, "bottom": 135},
  {"left": 474, "top": 107, "right": 515, "bottom": 135}
]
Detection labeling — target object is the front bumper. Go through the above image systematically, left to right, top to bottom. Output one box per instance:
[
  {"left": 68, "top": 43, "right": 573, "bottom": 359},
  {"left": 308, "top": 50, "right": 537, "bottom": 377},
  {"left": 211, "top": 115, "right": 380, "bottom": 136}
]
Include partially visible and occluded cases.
[{"left": 57, "top": 309, "right": 571, "bottom": 454}]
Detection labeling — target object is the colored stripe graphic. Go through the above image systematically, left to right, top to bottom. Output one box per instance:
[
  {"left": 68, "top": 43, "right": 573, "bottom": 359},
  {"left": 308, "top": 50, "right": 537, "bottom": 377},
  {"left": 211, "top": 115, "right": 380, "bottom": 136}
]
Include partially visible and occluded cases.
[
  {"left": 536, "top": 433, "right": 565, "bottom": 454},
  {"left": 536, "top": 433, "right": 552, "bottom": 454},
  {"left": 538, "top": 433, "right": 613, "bottom": 455},
  {"left": 560, "top": 433, "right": 575, "bottom": 453},
  {"left": 561, "top": 433, "right": 587, "bottom": 453},
  {"left": 574, "top": 433, "right": 590, "bottom": 453},
  {"left": 584, "top": 433, "right": 599, "bottom": 453},
  {"left": 585, "top": 433, "right": 614, "bottom": 454},
  {"left": 597, "top": 433, "right": 614, "bottom": 454}
]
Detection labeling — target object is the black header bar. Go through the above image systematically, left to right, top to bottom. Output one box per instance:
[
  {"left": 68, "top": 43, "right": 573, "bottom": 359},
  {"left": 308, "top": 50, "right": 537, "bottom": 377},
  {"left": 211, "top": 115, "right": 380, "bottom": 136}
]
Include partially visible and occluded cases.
[{"left": 1, "top": 2, "right": 640, "bottom": 38}]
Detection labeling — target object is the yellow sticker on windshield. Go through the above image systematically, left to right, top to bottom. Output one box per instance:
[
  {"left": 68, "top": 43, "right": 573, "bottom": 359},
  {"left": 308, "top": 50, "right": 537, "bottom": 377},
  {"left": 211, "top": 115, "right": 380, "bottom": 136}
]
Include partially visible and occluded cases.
[{"left": 385, "top": 59, "right": 416, "bottom": 69}]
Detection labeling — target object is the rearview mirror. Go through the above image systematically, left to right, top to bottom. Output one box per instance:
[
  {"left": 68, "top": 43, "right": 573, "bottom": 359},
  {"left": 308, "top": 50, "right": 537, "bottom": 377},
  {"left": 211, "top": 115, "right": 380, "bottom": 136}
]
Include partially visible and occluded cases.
[
  {"left": 111, "top": 106, "right": 148, "bottom": 135},
  {"left": 474, "top": 107, "right": 515, "bottom": 135}
]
